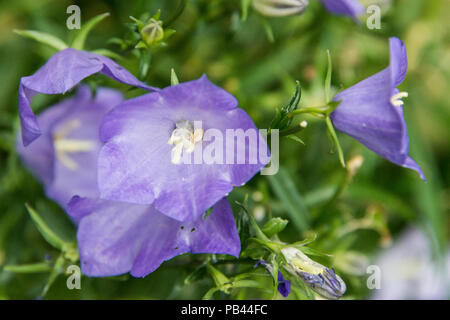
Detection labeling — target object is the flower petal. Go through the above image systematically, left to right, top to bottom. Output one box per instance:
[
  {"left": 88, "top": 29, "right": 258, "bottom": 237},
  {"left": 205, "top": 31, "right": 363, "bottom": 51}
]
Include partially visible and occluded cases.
[
  {"left": 389, "top": 37, "right": 408, "bottom": 87},
  {"left": 18, "top": 48, "right": 158, "bottom": 146},
  {"left": 98, "top": 76, "right": 269, "bottom": 221},
  {"left": 67, "top": 197, "right": 240, "bottom": 277}
]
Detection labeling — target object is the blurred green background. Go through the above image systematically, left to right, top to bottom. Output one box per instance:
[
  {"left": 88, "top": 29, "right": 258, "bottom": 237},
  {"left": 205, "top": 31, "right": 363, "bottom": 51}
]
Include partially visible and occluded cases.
[{"left": 0, "top": 0, "right": 448, "bottom": 299}]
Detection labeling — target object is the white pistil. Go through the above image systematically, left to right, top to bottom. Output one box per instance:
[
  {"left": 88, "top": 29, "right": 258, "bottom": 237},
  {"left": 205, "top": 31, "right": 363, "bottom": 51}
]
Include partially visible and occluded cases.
[
  {"left": 390, "top": 91, "right": 408, "bottom": 107},
  {"left": 53, "top": 119, "right": 95, "bottom": 170},
  {"left": 168, "top": 120, "right": 203, "bottom": 164}
]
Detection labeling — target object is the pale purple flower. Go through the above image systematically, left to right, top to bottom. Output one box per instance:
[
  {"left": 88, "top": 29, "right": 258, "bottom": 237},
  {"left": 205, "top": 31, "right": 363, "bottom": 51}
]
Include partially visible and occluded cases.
[
  {"left": 320, "top": 0, "right": 365, "bottom": 20},
  {"left": 330, "top": 37, "right": 425, "bottom": 180},
  {"left": 18, "top": 48, "right": 158, "bottom": 147},
  {"left": 98, "top": 75, "right": 270, "bottom": 222},
  {"left": 17, "top": 85, "right": 123, "bottom": 208},
  {"left": 68, "top": 196, "right": 240, "bottom": 277},
  {"left": 371, "top": 228, "right": 449, "bottom": 300}
]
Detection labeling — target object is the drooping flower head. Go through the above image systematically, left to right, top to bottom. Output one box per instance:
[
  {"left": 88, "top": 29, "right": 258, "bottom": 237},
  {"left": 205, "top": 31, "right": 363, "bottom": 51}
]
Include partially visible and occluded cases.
[
  {"left": 320, "top": 0, "right": 365, "bottom": 20},
  {"left": 330, "top": 37, "right": 425, "bottom": 180},
  {"left": 18, "top": 48, "right": 158, "bottom": 147},
  {"left": 98, "top": 75, "right": 270, "bottom": 222},
  {"left": 17, "top": 85, "right": 123, "bottom": 208},
  {"left": 68, "top": 197, "right": 240, "bottom": 277}
]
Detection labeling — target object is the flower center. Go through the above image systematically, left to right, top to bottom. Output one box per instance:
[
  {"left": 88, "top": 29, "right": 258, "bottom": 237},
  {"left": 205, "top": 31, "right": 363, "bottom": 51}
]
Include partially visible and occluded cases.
[
  {"left": 390, "top": 91, "right": 408, "bottom": 107},
  {"left": 53, "top": 119, "right": 95, "bottom": 170},
  {"left": 168, "top": 120, "right": 203, "bottom": 164}
]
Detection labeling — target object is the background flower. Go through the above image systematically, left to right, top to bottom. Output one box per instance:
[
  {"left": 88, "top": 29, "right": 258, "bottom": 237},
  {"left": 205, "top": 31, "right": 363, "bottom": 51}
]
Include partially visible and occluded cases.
[
  {"left": 320, "top": 0, "right": 365, "bottom": 19},
  {"left": 16, "top": 85, "right": 123, "bottom": 208}
]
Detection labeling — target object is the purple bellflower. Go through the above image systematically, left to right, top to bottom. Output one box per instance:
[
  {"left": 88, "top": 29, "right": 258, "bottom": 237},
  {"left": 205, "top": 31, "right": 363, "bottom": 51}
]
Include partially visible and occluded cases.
[
  {"left": 320, "top": 0, "right": 365, "bottom": 20},
  {"left": 330, "top": 37, "right": 425, "bottom": 180},
  {"left": 18, "top": 48, "right": 158, "bottom": 147},
  {"left": 97, "top": 75, "right": 270, "bottom": 222},
  {"left": 17, "top": 84, "right": 241, "bottom": 278},
  {"left": 17, "top": 85, "right": 123, "bottom": 208},
  {"left": 68, "top": 196, "right": 240, "bottom": 277},
  {"left": 255, "top": 260, "right": 291, "bottom": 297}
]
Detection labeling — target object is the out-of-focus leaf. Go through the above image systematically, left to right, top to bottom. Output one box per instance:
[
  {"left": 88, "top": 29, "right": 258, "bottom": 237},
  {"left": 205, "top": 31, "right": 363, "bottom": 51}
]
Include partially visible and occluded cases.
[
  {"left": 13, "top": 30, "right": 68, "bottom": 51},
  {"left": 267, "top": 167, "right": 309, "bottom": 232},
  {"left": 4, "top": 262, "right": 52, "bottom": 274}
]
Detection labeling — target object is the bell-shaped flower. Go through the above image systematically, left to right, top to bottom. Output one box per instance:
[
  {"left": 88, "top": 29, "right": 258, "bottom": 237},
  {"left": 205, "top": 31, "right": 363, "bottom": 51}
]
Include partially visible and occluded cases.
[
  {"left": 320, "top": 0, "right": 365, "bottom": 20},
  {"left": 330, "top": 37, "right": 425, "bottom": 180},
  {"left": 18, "top": 48, "right": 158, "bottom": 147},
  {"left": 98, "top": 75, "right": 270, "bottom": 222},
  {"left": 17, "top": 85, "right": 123, "bottom": 208},
  {"left": 68, "top": 196, "right": 240, "bottom": 277}
]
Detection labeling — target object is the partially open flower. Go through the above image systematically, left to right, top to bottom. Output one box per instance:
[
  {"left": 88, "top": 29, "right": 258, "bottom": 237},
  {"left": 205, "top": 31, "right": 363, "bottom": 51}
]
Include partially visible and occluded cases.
[
  {"left": 252, "top": 0, "right": 309, "bottom": 17},
  {"left": 281, "top": 247, "right": 346, "bottom": 299}
]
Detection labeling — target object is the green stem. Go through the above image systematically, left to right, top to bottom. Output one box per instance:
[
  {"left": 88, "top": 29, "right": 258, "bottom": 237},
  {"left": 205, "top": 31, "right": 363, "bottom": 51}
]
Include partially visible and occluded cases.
[{"left": 279, "top": 123, "right": 307, "bottom": 137}]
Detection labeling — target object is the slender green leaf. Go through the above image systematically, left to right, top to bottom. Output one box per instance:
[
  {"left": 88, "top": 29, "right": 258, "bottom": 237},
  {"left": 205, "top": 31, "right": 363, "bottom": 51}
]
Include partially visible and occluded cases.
[
  {"left": 71, "top": 12, "right": 110, "bottom": 50},
  {"left": 14, "top": 29, "right": 68, "bottom": 51},
  {"left": 325, "top": 50, "right": 332, "bottom": 103},
  {"left": 325, "top": 117, "right": 345, "bottom": 168},
  {"left": 285, "top": 134, "right": 305, "bottom": 145},
  {"left": 25, "top": 204, "right": 69, "bottom": 251},
  {"left": 4, "top": 263, "right": 52, "bottom": 274}
]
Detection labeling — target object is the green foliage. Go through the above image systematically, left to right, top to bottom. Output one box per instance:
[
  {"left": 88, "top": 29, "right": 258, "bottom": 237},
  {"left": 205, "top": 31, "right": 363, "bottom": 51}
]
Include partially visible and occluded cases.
[{"left": 0, "top": 0, "right": 448, "bottom": 300}]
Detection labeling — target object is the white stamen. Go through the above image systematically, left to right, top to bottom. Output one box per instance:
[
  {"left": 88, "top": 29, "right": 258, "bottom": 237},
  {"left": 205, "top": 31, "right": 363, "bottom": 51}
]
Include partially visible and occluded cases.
[
  {"left": 390, "top": 92, "right": 408, "bottom": 107},
  {"left": 53, "top": 119, "right": 95, "bottom": 170},
  {"left": 168, "top": 121, "right": 203, "bottom": 164}
]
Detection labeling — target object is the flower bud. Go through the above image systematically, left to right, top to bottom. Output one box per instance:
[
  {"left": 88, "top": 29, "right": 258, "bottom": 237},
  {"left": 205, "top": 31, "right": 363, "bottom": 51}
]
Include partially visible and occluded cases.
[
  {"left": 252, "top": 0, "right": 309, "bottom": 17},
  {"left": 141, "top": 18, "right": 164, "bottom": 47},
  {"left": 281, "top": 247, "right": 346, "bottom": 299}
]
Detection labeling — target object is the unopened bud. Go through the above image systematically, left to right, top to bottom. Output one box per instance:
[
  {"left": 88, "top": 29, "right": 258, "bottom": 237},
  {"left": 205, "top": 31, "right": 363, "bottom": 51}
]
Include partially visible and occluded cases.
[
  {"left": 252, "top": 0, "right": 309, "bottom": 17},
  {"left": 141, "top": 18, "right": 164, "bottom": 46},
  {"left": 281, "top": 247, "right": 346, "bottom": 299}
]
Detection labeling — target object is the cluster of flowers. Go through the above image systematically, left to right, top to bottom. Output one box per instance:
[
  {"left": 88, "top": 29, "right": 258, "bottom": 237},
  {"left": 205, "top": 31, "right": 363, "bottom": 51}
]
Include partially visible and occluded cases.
[
  {"left": 17, "top": 0, "right": 424, "bottom": 298},
  {"left": 17, "top": 49, "right": 270, "bottom": 277}
]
